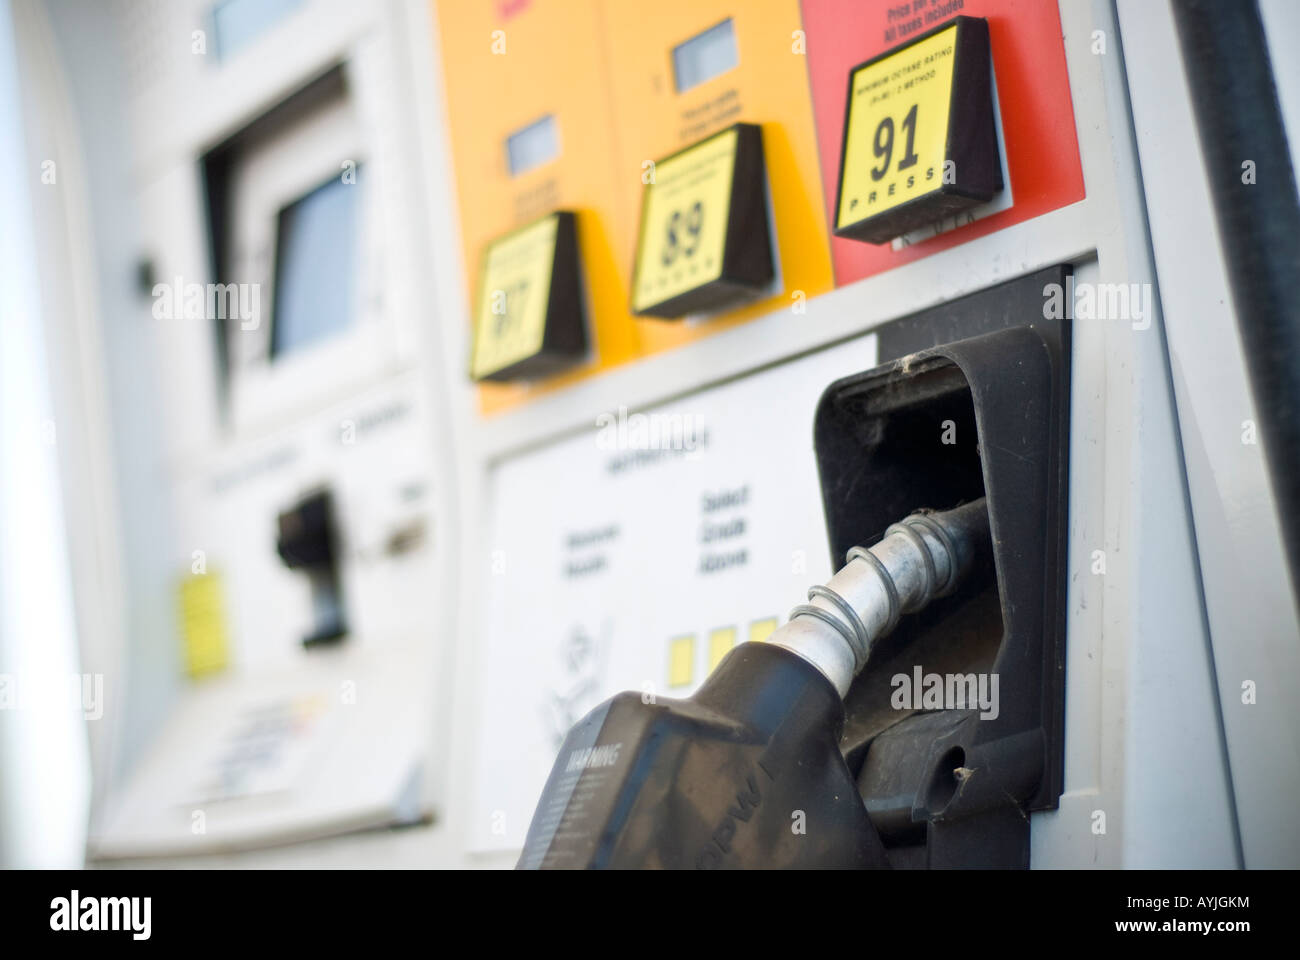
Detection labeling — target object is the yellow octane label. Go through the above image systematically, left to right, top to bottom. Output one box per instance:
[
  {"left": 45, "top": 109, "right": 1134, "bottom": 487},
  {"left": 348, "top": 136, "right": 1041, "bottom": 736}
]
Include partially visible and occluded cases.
[
  {"left": 838, "top": 25, "right": 957, "bottom": 228},
  {"left": 633, "top": 128, "right": 737, "bottom": 312},
  {"left": 471, "top": 214, "right": 558, "bottom": 378},
  {"left": 179, "top": 572, "right": 229, "bottom": 677}
]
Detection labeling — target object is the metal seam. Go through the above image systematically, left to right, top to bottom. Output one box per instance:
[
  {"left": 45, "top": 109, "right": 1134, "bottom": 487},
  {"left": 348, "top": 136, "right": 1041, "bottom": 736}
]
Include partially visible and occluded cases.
[
  {"left": 905, "top": 513, "right": 958, "bottom": 596},
  {"left": 886, "top": 521, "right": 935, "bottom": 611},
  {"left": 846, "top": 545, "right": 901, "bottom": 635},
  {"left": 808, "top": 584, "right": 870, "bottom": 668},
  {"left": 788, "top": 603, "right": 858, "bottom": 655}
]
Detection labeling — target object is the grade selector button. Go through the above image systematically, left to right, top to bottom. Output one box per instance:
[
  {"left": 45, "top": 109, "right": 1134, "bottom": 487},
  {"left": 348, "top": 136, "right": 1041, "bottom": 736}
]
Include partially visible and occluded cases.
[
  {"left": 834, "top": 16, "right": 1002, "bottom": 245},
  {"left": 631, "top": 123, "right": 774, "bottom": 319},
  {"left": 469, "top": 211, "right": 587, "bottom": 382},
  {"left": 748, "top": 617, "right": 778, "bottom": 645},
  {"left": 707, "top": 626, "right": 737, "bottom": 671},
  {"left": 668, "top": 634, "right": 696, "bottom": 688}
]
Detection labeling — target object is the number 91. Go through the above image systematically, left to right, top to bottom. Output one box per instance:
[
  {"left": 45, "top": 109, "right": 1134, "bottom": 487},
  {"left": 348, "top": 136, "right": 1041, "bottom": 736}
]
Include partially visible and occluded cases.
[{"left": 871, "top": 104, "right": 919, "bottom": 181}]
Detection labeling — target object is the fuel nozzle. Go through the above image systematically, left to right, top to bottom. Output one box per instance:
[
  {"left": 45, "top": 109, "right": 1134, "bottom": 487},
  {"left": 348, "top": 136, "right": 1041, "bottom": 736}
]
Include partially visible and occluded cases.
[
  {"left": 772, "top": 498, "right": 991, "bottom": 698},
  {"left": 518, "top": 499, "right": 991, "bottom": 870}
]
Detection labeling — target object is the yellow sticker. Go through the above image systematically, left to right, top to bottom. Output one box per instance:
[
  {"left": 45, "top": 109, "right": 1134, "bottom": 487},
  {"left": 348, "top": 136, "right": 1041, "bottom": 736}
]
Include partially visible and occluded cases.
[
  {"left": 837, "top": 25, "right": 957, "bottom": 229},
  {"left": 632, "top": 128, "right": 737, "bottom": 312},
  {"left": 470, "top": 214, "right": 558, "bottom": 379},
  {"left": 178, "top": 572, "right": 229, "bottom": 678},
  {"left": 748, "top": 617, "right": 778, "bottom": 644},
  {"left": 707, "top": 627, "right": 737, "bottom": 671},
  {"left": 668, "top": 635, "right": 696, "bottom": 688}
]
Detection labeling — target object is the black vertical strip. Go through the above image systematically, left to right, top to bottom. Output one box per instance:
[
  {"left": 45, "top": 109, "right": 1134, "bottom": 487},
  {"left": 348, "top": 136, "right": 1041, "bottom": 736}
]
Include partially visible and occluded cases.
[
  {"left": 1173, "top": 0, "right": 1300, "bottom": 606},
  {"left": 199, "top": 148, "right": 231, "bottom": 423}
]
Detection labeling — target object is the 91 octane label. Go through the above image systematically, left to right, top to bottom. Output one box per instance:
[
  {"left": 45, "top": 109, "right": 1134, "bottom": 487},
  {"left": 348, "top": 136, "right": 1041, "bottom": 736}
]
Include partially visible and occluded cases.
[
  {"left": 837, "top": 24, "right": 957, "bottom": 229},
  {"left": 632, "top": 127, "right": 737, "bottom": 313},
  {"left": 470, "top": 214, "right": 558, "bottom": 379}
]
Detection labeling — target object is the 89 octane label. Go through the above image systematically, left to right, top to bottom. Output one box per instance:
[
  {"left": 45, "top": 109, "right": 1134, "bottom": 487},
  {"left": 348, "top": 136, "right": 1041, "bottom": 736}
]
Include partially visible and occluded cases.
[{"left": 632, "top": 127, "right": 737, "bottom": 313}]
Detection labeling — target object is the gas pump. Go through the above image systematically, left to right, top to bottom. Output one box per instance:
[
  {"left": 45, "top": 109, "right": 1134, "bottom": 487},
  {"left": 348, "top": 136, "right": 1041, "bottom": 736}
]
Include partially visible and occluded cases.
[
  {"left": 7, "top": 0, "right": 1298, "bottom": 873},
  {"left": 523, "top": 269, "right": 1072, "bottom": 868},
  {"left": 521, "top": 499, "right": 989, "bottom": 869}
]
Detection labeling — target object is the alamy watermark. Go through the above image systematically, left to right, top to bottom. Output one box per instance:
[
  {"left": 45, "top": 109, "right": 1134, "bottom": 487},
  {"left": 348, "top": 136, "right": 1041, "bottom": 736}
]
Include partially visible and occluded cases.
[
  {"left": 1043, "top": 276, "right": 1152, "bottom": 330},
  {"left": 152, "top": 277, "right": 260, "bottom": 330},
  {"left": 595, "top": 405, "right": 705, "bottom": 453},
  {"left": 891, "top": 666, "right": 999, "bottom": 720},
  {"left": 0, "top": 672, "right": 103, "bottom": 720},
  {"left": 50, "top": 891, "right": 150, "bottom": 940}
]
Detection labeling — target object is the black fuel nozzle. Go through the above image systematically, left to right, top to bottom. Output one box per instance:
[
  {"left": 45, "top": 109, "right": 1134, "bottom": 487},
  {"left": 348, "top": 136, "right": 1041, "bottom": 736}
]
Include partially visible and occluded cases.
[{"left": 518, "top": 498, "right": 992, "bottom": 869}]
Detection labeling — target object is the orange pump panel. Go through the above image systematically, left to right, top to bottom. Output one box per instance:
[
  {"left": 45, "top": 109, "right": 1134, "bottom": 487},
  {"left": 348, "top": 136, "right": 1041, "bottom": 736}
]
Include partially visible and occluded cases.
[
  {"left": 437, "top": 0, "right": 832, "bottom": 415},
  {"left": 438, "top": 0, "right": 637, "bottom": 414},
  {"left": 600, "top": 0, "right": 834, "bottom": 356}
]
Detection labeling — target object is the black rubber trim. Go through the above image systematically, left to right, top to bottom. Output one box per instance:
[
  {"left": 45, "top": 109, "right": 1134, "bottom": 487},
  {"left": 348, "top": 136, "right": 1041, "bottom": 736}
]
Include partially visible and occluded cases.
[{"left": 1173, "top": 0, "right": 1300, "bottom": 606}]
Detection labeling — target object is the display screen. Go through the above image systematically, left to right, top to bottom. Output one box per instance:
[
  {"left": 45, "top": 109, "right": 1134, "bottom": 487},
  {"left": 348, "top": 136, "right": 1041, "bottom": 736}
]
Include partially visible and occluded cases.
[
  {"left": 211, "top": 0, "right": 303, "bottom": 61},
  {"left": 672, "top": 19, "right": 738, "bottom": 93},
  {"left": 506, "top": 115, "right": 560, "bottom": 177},
  {"left": 271, "top": 174, "right": 359, "bottom": 358}
]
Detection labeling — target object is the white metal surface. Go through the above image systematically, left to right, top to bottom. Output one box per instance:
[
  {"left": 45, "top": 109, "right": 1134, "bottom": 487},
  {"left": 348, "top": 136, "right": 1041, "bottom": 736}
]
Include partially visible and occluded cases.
[
  {"left": 0, "top": 0, "right": 91, "bottom": 868},
  {"left": 18, "top": 0, "right": 1289, "bottom": 867},
  {"left": 27, "top": 0, "right": 457, "bottom": 858},
  {"left": 426, "top": 0, "right": 1240, "bottom": 869},
  {"left": 1117, "top": 0, "right": 1300, "bottom": 868},
  {"left": 470, "top": 334, "right": 879, "bottom": 851}
]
